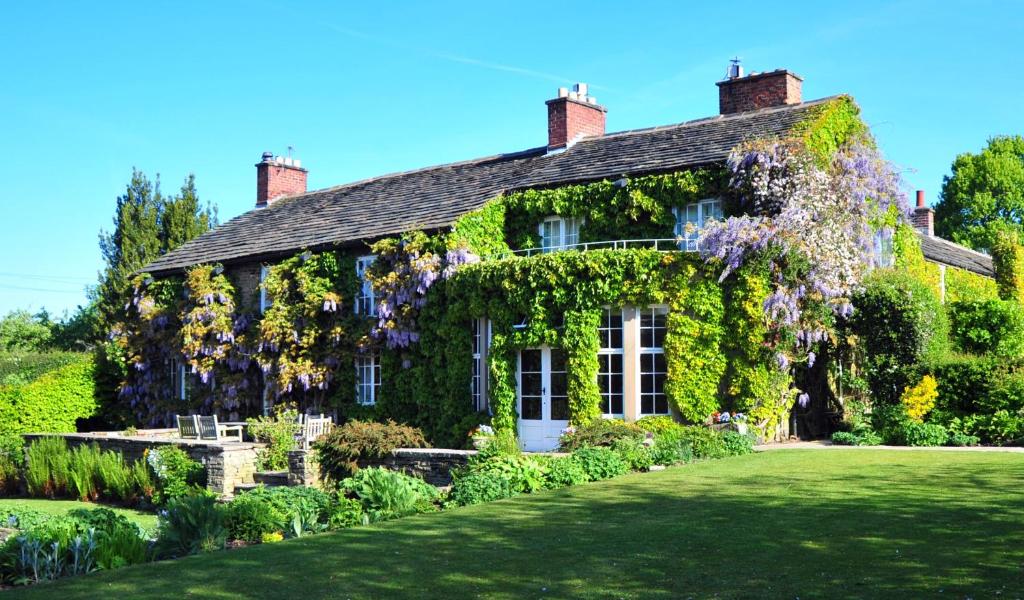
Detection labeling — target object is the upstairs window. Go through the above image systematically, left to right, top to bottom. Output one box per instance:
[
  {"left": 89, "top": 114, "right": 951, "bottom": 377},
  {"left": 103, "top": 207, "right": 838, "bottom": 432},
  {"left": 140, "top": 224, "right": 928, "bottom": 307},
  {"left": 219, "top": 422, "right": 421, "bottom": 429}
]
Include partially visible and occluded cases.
[
  {"left": 674, "top": 199, "right": 723, "bottom": 251},
  {"left": 539, "top": 216, "right": 583, "bottom": 252},
  {"left": 873, "top": 228, "right": 894, "bottom": 268},
  {"left": 355, "top": 255, "right": 377, "bottom": 316},
  {"left": 259, "top": 265, "right": 273, "bottom": 314},
  {"left": 170, "top": 359, "right": 190, "bottom": 402}
]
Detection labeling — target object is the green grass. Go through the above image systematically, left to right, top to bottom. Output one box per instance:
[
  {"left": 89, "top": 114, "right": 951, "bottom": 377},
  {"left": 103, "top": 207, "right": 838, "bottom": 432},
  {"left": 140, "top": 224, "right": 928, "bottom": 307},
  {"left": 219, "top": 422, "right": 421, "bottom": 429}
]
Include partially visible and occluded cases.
[
  {"left": 9, "top": 450, "right": 1024, "bottom": 599},
  {"left": 0, "top": 498, "right": 158, "bottom": 532}
]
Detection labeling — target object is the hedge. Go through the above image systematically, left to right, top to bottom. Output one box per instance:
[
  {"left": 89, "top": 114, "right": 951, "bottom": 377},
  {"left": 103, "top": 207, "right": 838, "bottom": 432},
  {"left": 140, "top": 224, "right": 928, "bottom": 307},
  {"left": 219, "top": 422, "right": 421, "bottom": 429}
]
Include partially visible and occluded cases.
[
  {"left": 0, "top": 351, "right": 85, "bottom": 386},
  {"left": 0, "top": 354, "right": 98, "bottom": 434}
]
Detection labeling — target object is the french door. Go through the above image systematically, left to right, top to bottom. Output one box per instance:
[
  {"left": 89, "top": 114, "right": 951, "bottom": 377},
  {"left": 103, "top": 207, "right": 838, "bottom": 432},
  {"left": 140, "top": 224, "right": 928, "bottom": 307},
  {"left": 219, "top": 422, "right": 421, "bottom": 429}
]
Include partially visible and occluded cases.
[{"left": 517, "top": 346, "right": 569, "bottom": 451}]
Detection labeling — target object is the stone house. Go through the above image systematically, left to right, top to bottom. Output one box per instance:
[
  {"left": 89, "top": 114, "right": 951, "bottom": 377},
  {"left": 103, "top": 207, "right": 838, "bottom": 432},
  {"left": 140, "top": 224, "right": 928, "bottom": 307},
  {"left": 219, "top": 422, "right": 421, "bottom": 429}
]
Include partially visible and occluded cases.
[{"left": 139, "top": 64, "right": 993, "bottom": 451}]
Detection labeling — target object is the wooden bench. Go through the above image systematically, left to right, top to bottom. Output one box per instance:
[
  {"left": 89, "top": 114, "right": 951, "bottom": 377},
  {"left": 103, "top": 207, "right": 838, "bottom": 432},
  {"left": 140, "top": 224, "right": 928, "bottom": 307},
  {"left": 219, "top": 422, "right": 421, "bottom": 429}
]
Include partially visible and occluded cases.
[
  {"left": 176, "top": 414, "right": 199, "bottom": 439},
  {"left": 198, "top": 415, "right": 244, "bottom": 442},
  {"left": 299, "top": 415, "right": 333, "bottom": 450}
]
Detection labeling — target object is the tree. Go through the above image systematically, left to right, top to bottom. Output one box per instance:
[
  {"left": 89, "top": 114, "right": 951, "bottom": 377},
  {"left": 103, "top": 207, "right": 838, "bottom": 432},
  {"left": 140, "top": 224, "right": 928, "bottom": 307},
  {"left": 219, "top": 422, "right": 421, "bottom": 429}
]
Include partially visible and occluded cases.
[
  {"left": 934, "top": 135, "right": 1024, "bottom": 251},
  {"left": 161, "top": 174, "right": 217, "bottom": 252},
  {"left": 0, "top": 310, "right": 52, "bottom": 352}
]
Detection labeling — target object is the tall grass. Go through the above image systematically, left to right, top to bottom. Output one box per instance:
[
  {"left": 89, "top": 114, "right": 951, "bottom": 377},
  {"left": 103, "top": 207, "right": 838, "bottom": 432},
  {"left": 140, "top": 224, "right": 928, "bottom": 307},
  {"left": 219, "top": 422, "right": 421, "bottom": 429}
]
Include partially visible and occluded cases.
[
  {"left": 25, "top": 437, "right": 71, "bottom": 497},
  {"left": 68, "top": 444, "right": 103, "bottom": 501},
  {"left": 97, "top": 451, "right": 132, "bottom": 501}
]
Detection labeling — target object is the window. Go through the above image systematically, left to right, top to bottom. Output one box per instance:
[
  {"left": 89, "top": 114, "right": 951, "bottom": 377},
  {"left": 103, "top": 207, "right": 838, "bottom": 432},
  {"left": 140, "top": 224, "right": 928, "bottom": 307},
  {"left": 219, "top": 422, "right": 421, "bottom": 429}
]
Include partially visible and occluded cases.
[
  {"left": 673, "top": 199, "right": 723, "bottom": 251},
  {"left": 539, "top": 216, "right": 583, "bottom": 252},
  {"left": 873, "top": 228, "right": 894, "bottom": 268},
  {"left": 355, "top": 255, "right": 376, "bottom": 316},
  {"left": 259, "top": 265, "right": 272, "bottom": 314},
  {"left": 639, "top": 306, "right": 669, "bottom": 416},
  {"left": 597, "top": 308, "right": 624, "bottom": 418},
  {"left": 471, "top": 318, "right": 490, "bottom": 412},
  {"left": 355, "top": 353, "right": 380, "bottom": 406},
  {"left": 170, "top": 359, "right": 189, "bottom": 402}
]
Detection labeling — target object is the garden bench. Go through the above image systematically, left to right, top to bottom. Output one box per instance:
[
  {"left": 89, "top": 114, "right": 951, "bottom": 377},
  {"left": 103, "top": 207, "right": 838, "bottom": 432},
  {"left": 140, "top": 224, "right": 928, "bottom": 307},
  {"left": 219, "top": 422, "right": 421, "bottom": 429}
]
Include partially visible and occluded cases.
[
  {"left": 176, "top": 414, "right": 199, "bottom": 439},
  {"left": 198, "top": 415, "right": 244, "bottom": 442},
  {"left": 299, "top": 415, "right": 333, "bottom": 450}
]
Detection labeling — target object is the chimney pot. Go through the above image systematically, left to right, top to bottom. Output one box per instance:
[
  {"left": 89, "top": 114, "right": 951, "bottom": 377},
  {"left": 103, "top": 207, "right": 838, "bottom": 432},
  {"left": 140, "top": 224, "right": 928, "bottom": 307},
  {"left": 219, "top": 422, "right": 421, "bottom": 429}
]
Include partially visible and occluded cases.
[
  {"left": 546, "top": 84, "right": 607, "bottom": 150},
  {"left": 911, "top": 190, "right": 934, "bottom": 237},
  {"left": 916, "top": 190, "right": 926, "bottom": 208}
]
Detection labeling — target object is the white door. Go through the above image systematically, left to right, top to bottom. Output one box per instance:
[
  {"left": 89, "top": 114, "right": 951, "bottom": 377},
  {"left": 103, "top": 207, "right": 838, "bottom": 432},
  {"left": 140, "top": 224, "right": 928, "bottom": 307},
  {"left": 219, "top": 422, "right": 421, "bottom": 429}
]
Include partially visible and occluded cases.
[{"left": 517, "top": 347, "right": 569, "bottom": 451}]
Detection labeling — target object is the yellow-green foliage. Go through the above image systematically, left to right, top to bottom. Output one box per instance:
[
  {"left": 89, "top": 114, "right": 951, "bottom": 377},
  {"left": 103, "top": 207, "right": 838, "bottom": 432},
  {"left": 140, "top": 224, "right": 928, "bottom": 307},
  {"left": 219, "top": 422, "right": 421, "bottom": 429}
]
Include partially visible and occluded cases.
[
  {"left": 792, "top": 95, "right": 869, "bottom": 165},
  {"left": 448, "top": 200, "right": 509, "bottom": 257},
  {"left": 893, "top": 225, "right": 942, "bottom": 299},
  {"left": 992, "top": 229, "right": 1024, "bottom": 304},
  {"left": 945, "top": 266, "right": 999, "bottom": 303},
  {"left": 0, "top": 354, "right": 98, "bottom": 434},
  {"left": 901, "top": 374, "right": 938, "bottom": 423}
]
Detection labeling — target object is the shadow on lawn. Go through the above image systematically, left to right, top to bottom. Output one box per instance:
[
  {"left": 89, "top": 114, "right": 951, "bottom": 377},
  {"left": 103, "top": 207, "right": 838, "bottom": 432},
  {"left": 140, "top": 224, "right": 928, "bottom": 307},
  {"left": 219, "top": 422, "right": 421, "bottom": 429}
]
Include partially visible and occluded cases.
[{"left": 10, "top": 451, "right": 1024, "bottom": 600}]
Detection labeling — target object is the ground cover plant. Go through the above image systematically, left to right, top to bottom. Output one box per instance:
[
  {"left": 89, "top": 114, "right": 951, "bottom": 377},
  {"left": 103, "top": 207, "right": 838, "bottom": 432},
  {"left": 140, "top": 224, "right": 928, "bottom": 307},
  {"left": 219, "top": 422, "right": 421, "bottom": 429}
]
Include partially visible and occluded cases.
[{"left": 9, "top": 450, "right": 1024, "bottom": 599}]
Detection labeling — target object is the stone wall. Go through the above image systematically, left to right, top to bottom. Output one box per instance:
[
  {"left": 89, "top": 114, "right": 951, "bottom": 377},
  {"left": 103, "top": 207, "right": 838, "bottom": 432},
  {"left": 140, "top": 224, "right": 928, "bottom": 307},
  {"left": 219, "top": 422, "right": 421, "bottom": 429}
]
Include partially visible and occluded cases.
[
  {"left": 22, "top": 433, "right": 260, "bottom": 498},
  {"left": 357, "top": 448, "right": 476, "bottom": 486}
]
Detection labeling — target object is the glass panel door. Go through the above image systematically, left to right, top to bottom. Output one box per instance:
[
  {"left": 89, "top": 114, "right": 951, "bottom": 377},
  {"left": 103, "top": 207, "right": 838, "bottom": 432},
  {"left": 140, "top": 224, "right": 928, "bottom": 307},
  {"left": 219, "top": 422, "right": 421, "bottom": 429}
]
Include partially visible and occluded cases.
[
  {"left": 519, "top": 349, "right": 543, "bottom": 420},
  {"left": 549, "top": 349, "right": 569, "bottom": 421}
]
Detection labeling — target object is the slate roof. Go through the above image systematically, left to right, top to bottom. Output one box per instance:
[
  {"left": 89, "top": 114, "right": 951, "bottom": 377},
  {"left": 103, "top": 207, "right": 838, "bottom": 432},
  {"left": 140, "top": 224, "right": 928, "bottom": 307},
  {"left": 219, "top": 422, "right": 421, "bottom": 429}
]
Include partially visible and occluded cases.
[
  {"left": 143, "top": 97, "right": 837, "bottom": 274},
  {"left": 918, "top": 233, "right": 994, "bottom": 276}
]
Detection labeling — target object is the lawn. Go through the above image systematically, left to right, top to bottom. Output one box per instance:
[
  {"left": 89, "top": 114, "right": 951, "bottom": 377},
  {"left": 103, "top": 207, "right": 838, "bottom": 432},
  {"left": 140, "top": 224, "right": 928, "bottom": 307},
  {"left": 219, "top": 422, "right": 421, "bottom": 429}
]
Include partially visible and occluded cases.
[
  {"left": 9, "top": 449, "right": 1024, "bottom": 599},
  {"left": 0, "top": 498, "right": 158, "bottom": 532}
]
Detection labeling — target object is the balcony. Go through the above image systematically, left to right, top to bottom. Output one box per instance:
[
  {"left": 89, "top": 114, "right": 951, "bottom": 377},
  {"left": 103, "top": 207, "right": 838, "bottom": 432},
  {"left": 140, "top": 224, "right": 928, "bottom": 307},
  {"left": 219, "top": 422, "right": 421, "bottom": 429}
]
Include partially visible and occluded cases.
[{"left": 488, "top": 238, "right": 699, "bottom": 260}]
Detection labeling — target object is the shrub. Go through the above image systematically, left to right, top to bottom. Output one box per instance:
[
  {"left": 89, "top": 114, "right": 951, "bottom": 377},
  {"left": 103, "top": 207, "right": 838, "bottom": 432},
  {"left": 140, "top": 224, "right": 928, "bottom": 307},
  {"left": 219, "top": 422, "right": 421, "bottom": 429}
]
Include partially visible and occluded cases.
[
  {"left": 848, "top": 271, "right": 949, "bottom": 405},
  {"left": 948, "top": 299, "right": 1024, "bottom": 357},
  {"left": 0, "top": 351, "right": 84, "bottom": 386},
  {"left": 0, "top": 354, "right": 98, "bottom": 435},
  {"left": 928, "top": 356, "right": 1024, "bottom": 444},
  {"left": 901, "top": 375, "right": 938, "bottom": 423},
  {"left": 246, "top": 408, "right": 302, "bottom": 471},
  {"left": 635, "top": 416, "right": 681, "bottom": 435},
  {"left": 558, "top": 419, "right": 644, "bottom": 452},
  {"left": 315, "top": 420, "right": 428, "bottom": 484},
  {"left": 903, "top": 422, "right": 949, "bottom": 447},
  {"left": 676, "top": 426, "right": 727, "bottom": 460},
  {"left": 649, "top": 430, "right": 694, "bottom": 465},
  {"left": 830, "top": 430, "right": 882, "bottom": 446},
  {"left": 720, "top": 431, "right": 755, "bottom": 456},
  {"left": 947, "top": 431, "right": 981, "bottom": 447},
  {"left": 0, "top": 434, "right": 24, "bottom": 494},
  {"left": 24, "top": 437, "right": 70, "bottom": 497},
  {"left": 611, "top": 437, "right": 655, "bottom": 471},
  {"left": 67, "top": 443, "right": 103, "bottom": 501},
  {"left": 147, "top": 446, "right": 205, "bottom": 505},
  {"left": 570, "top": 446, "right": 628, "bottom": 481},
  {"left": 96, "top": 450, "right": 134, "bottom": 503},
  {"left": 464, "top": 453, "right": 548, "bottom": 493},
  {"left": 543, "top": 456, "right": 589, "bottom": 488},
  {"left": 340, "top": 467, "right": 438, "bottom": 522},
  {"left": 449, "top": 471, "right": 518, "bottom": 506},
  {"left": 237, "top": 485, "right": 334, "bottom": 536},
  {"left": 224, "top": 493, "right": 286, "bottom": 543},
  {"left": 156, "top": 494, "right": 227, "bottom": 558},
  {"left": 327, "top": 496, "right": 367, "bottom": 529},
  {"left": 94, "top": 522, "right": 151, "bottom": 570}
]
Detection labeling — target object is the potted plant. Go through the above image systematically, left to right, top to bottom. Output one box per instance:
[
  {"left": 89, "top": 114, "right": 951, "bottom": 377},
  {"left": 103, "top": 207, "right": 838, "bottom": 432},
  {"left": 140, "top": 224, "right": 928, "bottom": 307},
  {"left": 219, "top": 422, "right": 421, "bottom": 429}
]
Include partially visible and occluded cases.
[{"left": 469, "top": 424, "right": 495, "bottom": 449}]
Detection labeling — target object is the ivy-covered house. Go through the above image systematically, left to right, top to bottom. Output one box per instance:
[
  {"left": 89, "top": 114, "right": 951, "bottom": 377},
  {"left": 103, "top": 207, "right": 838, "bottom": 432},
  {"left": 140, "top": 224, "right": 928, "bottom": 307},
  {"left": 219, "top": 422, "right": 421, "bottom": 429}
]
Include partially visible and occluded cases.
[{"left": 128, "top": 65, "right": 994, "bottom": 450}]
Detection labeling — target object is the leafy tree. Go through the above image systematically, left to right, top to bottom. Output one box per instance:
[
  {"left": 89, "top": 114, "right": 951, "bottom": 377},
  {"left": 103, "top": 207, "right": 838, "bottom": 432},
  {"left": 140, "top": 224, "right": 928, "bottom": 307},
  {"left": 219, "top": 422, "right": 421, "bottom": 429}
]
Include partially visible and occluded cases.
[
  {"left": 934, "top": 135, "right": 1024, "bottom": 251},
  {"left": 161, "top": 174, "right": 217, "bottom": 252},
  {"left": 0, "top": 310, "right": 52, "bottom": 352}
]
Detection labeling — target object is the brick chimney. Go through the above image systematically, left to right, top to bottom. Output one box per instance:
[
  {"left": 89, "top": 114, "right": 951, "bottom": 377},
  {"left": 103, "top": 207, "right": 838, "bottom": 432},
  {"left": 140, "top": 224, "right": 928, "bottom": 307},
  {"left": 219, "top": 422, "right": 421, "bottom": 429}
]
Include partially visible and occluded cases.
[
  {"left": 716, "top": 62, "right": 803, "bottom": 115},
  {"left": 546, "top": 83, "right": 606, "bottom": 150},
  {"left": 256, "top": 151, "right": 307, "bottom": 208},
  {"left": 912, "top": 190, "right": 934, "bottom": 236}
]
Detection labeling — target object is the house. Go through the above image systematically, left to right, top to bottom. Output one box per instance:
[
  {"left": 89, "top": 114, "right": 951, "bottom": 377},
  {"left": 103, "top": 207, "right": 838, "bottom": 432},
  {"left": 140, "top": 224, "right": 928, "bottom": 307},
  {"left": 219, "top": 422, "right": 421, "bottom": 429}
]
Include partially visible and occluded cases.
[{"left": 137, "top": 64, "right": 994, "bottom": 451}]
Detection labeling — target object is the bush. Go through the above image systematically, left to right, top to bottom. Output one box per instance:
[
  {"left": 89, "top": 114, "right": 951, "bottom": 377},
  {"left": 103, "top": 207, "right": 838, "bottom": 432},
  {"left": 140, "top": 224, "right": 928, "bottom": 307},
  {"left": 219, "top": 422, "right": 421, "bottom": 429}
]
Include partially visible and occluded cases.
[
  {"left": 848, "top": 271, "right": 949, "bottom": 405},
  {"left": 949, "top": 299, "right": 1024, "bottom": 357},
  {"left": 0, "top": 351, "right": 84, "bottom": 386},
  {"left": 0, "top": 354, "right": 98, "bottom": 435},
  {"left": 929, "top": 356, "right": 1024, "bottom": 444},
  {"left": 901, "top": 375, "right": 938, "bottom": 422},
  {"left": 874, "top": 407, "right": 948, "bottom": 446},
  {"left": 246, "top": 408, "right": 302, "bottom": 471},
  {"left": 635, "top": 416, "right": 680, "bottom": 435},
  {"left": 558, "top": 419, "right": 644, "bottom": 452},
  {"left": 315, "top": 420, "right": 428, "bottom": 484},
  {"left": 903, "top": 422, "right": 949, "bottom": 447},
  {"left": 676, "top": 426, "right": 727, "bottom": 460},
  {"left": 830, "top": 429, "right": 882, "bottom": 446},
  {"left": 649, "top": 430, "right": 694, "bottom": 465},
  {"left": 720, "top": 431, "right": 755, "bottom": 456},
  {"left": 947, "top": 431, "right": 981, "bottom": 447},
  {"left": 0, "top": 434, "right": 23, "bottom": 494},
  {"left": 25, "top": 437, "right": 70, "bottom": 497},
  {"left": 611, "top": 437, "right": 655, "bottom": 471},
  {"left": 67, "top": 443, "right": 103, "bottom": 501},
  {"left": 147, "top": 446, "right": 205, "bottom": 505},
  {"left": 570, "top": 446, "right": 628, "bottom": 481},
  {"left": 464, "top": 452, "right": 548, "bottom": 493},
  {"left": 543, "top": 456, "right": 589, "bottom": 488},
  {"left": 340, "top": 467, "right": 438, "bottom": 522},
  {"left": 449, "top": 471, "right": 518, "bottom": 506},
  {"left": 236, "top": 485, "right": 334, "bottom": 536},
  {"left": 225, "top": 492, "right": 286, "bottom": 543},
  {"left": 156, "top": 494, "right": 227, "bottom": 558},
  {"left": 327, "top": 496, "right": 367, "bottom": 529}
]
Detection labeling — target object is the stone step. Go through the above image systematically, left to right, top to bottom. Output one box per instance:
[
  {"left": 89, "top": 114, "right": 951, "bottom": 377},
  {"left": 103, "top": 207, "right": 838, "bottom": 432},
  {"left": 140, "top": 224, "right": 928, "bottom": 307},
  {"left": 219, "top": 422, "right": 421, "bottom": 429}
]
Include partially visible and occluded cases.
[{"left": 253, "top": 470, "right": 289, "bottom": 486}]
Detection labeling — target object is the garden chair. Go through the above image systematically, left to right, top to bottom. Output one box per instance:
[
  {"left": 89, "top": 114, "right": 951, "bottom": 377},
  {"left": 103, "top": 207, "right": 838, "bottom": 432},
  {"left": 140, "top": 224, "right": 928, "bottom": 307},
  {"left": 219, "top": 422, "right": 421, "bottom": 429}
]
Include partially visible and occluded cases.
[
  {"left": 176, "top": 414, "right": 199, "bottom": 439},
  {"left": 198, "top": 415, "right": 244, "bottom": 442},
  {"left": 300, "top": 415, "right": 333, "bottom": 450}
]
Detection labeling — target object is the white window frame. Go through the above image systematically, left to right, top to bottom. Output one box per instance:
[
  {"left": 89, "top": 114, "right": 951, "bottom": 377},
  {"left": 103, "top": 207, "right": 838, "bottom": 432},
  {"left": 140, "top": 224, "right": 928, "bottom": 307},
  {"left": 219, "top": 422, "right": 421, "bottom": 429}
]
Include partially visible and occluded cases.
[
  {"left": 673, "top": 198, "right": 723, "bottom": 252},
  {"left": 538, "top": 216, "right": 583, "bottom": 252},
  {"left": 873, "top": 228, "right": 894, "bottom": 268},
  {"left": 355, "top": 255, "right": 377, "bottom": 316},
  {"left": 259, "top": 265, "right": 272, "bottom": 314},
  {"left": 637, "top": 305, "right": 669, "bottom": 417},
  {"left": 597, "top": 307, "right": 625, "bottom": 419},
  {"left": 471, "top": 318, "right": 491, "bottom": 412},
  {"left": 355, "top": 353, "right": 380, "bottom": 406},
  {"left": 170, "top": 359, "right": 189, "bottom": 402}
]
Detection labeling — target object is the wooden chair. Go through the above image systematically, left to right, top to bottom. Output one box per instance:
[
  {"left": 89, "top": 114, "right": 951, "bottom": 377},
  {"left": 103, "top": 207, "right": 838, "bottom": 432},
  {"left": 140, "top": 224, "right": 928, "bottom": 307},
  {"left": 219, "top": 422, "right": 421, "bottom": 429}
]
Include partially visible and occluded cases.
[
  {"left": 176, "top": 414, "right": 199, "bottom": 439},
  {"left": 198, "top": 415, "right": 243, "bottom": 442},
  {"left": 300, "top": 415, "right": 333, "bottom": 450}
]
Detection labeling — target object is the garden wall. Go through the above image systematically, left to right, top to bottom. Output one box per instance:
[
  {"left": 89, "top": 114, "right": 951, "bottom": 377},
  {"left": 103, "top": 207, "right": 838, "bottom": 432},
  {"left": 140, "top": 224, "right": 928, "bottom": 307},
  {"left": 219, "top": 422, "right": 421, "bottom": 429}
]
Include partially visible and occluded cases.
[
  {"left": 21, "top": 432, "right": 260, "bottom": 497},
  {"left": 288, "top": 447, "right": 475, "bottom": 487}
]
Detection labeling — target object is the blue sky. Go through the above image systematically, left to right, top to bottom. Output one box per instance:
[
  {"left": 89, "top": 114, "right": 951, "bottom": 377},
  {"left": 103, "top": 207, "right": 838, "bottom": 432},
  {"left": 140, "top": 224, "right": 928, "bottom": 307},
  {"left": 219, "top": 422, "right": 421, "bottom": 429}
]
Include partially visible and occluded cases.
[{"left": 1, "top": 0, "right": 1021, "bottom": 316}]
